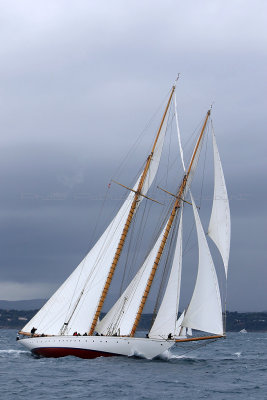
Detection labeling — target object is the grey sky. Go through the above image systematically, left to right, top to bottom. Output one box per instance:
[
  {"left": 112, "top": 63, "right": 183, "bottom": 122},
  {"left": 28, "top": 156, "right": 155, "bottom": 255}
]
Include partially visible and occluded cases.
[{"left": 0, "top": 0, "right": 266, "bottom": 311}]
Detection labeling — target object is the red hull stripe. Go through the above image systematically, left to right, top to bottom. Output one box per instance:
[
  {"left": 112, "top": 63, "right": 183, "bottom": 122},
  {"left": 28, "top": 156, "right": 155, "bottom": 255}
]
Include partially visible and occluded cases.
[{"left": 32, "top": 347, "right": 121, "bottom": 359}]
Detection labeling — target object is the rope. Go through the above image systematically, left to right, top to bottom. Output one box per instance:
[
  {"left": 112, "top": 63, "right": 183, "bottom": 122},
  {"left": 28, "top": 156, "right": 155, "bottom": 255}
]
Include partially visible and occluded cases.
[
  {"left": 111, "top": 89, "right": 172, "bottom": 182},
  {"left": 151, "top": 214, "right": 179, "bottom": 327},
  {"left": 175, "top": 336, "right": 222, "bottom": 358}
]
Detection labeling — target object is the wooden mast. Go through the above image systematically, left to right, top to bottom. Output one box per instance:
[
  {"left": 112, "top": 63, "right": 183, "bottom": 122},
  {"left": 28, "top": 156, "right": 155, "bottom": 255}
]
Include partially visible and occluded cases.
[
  {"left": 88, "top": 85, "right": 176, "bottom": 335},
  {"left": 129, "top": 109, "right": 211, "bottom": 337}
]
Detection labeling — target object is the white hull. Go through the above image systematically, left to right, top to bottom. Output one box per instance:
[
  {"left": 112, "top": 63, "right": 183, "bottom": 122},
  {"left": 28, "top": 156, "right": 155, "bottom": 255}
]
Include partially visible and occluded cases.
[{"left": 19, "top": 335, "right": 174, "bottom": 359}]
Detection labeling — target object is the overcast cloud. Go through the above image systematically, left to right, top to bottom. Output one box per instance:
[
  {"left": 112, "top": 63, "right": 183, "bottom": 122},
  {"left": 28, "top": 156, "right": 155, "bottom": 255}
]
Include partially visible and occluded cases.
[{"left": 0, "top": 0, "right": 266, "bottom": 311}]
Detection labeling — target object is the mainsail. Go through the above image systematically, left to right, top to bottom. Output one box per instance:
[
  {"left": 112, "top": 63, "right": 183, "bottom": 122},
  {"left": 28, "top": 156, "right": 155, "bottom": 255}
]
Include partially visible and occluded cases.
[
  {"left": 22, "top": 97, "right": 171, "bottom": 336},
  {"left": 208, "top": 130, "right": 231, "bottom": 276},
  {"left": 181, "top": 193, "right": 223, "bottom": 335},
  {"left": 149, "top": 208, "right": 183, "bottom": 339}
]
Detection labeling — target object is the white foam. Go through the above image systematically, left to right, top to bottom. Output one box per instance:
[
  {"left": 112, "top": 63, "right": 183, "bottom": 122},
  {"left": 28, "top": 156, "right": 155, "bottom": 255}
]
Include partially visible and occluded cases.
[
  {"left": 0, "top": 349, "right": 29, "bottom": 354},
  {"left": 234, "top": 352, "right": 242, "bottom": 358}
]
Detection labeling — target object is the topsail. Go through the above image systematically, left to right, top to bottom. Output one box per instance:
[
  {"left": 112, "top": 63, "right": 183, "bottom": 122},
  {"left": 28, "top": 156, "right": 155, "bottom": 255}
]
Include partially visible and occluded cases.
[{"left": 208, "top": 130, "right": 231, "bottom": 276}]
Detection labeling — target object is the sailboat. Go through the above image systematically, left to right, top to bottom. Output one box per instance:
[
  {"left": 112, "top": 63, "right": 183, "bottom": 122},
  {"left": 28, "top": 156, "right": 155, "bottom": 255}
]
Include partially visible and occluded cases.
[{"left": 18, "top": 80, "right": 231, "bottom": 359}]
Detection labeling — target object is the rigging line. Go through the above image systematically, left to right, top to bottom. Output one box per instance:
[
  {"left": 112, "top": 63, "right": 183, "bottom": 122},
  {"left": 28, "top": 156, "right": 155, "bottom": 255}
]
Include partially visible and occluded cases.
[
  {"left": 111, "top": 89, "right": 172, "bottom": 181},
  {"left": 174, "top": 91, "right": 186, "bottom": 172},
  {"left": 164, "top": 108, "right": 174, "bottom": 190},
  {"left": 61, "top": 117, "right": 155, "bottom": 330},
  {"left": 183, "top": 117, "right": 205, "bottom": 152},
  {"left": 182, "top": 118, "right": 206, "bottom": 172},
  {"left": 199, "top": 122, "right": 209, "bottom": 210},
  {"left": 182, "top": 126, "right": 207, "bottom": 256},
  {"left": 62, "top": 184, "right": 114, "bottom": 326},
  {"left": 88, "top": 184, "right": 111, "bottom": 249},
  {"left": 61, "top": 190, "right": 140, "bottom": 329},
  {"left": 125, "top": 193, "right": 156, "bottom": 291},
  {"left": 146, "top": 196, "right": 174, "bottom": 261},
  {"left": 128, "top": 198, "right": 152, "bottom": 278},
  {"left": 107, "top": 200, "right": 177, "bottom": 332},
  {"left": 119, "top": 204, "right": 139, "bottom": 296},
  {"left": 182, "top": 209, "right": 195, "bottom": 255},
  {"left": 153, "top": 213, "right": 179, "bottom": 313},
  {"left": 150, "top": 214, "right": 179, "bottom": 329},
  {"left": 183, "top": 241, "right": 198, "bottom": 256},
  {"left": 33, "top": 271, "right": 78, "bottom": 332},
  {"left": 224, "top": 283, "right": 228, "bottom": 334},
  {"left": 175, "top": 336, "right": 222, "bottom": 357}
]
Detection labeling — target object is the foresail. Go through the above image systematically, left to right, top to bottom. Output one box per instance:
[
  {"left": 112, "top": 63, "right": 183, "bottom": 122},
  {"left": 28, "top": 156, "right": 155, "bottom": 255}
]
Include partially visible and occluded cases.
[
  {"left": 22, "top": 110, "right": 170, "bottom": 336},
  {"left": 208, "top": 130, "right": 231, "bottom": 276},
  {"left": 22, "top": 186, "right": 139, "bottom": 336},
  {"left": 181, "top": 193, "right": 223, "bottom": 335},
  {"left": 149, "top": 208, "right": 183, "bottom": 339},
  {"left": 96, "top": 221, "right": 169, "bottom": 336}
]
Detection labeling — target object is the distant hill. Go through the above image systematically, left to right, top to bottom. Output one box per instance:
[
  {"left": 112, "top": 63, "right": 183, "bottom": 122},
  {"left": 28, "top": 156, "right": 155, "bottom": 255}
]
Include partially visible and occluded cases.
[
  {"left": 0, "top": 299, "right": 46, "bottom": 310},
  {"left": 0, "top": 308, "right": 267, "bottom": 331}
]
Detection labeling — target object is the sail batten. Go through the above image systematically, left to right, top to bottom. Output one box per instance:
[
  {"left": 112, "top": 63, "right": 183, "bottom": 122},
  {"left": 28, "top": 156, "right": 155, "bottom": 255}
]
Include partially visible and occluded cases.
[
  {"left": 208, "top": 130, "right": 231, "bottom": 276},
  {"left": 181, "top": 193, "right": 223, "bottom": 335}
]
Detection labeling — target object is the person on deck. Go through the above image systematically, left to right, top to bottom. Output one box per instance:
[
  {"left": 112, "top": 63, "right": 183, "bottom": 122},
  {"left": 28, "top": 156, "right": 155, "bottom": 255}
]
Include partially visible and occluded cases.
[{"left": 31, "top": 327, "right": 37, "bottom": 337}]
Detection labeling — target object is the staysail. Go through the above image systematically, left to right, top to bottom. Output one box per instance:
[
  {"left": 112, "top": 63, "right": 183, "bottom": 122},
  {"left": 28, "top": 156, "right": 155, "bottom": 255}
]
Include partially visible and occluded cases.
[
  {"left": 22, "top": 103, "right": 171, "bottom": 336},
  {"left": 208, "top": 130, "right": 231, "bottom": 276},
  {"left": 181, "top": 193, "right": 223, "bottom": 335},
  {"left": 149, "top": 208, "right": 183, "bottom": 339},
  {"left": 96, "top": 220, "right": 170, "bottom": 336}
]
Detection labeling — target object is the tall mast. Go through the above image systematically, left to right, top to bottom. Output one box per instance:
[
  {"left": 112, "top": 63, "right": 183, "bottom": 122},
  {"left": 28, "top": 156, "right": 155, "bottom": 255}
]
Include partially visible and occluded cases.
[
  {"left": 89, "top": 85, "right": 176, "bottom": 335},
  {"left": 130, "top": 109, "right": 211, "bottom": 337}
]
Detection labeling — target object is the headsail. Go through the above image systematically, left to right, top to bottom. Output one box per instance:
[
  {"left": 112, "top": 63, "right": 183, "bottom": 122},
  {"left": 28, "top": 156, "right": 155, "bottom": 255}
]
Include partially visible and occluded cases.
[
  {"left": 22, "top": 101, "right": 171, "bottom": 336},
  {"left": 208, "top": 129, "right": 231, "bottom": 276},
  {"left": 181, "top": 193, "right": 223, "bottom": 335},
  {"left": 149, "top": 207, "right": 183, "bottom": 339},
  {"left": 96, "top": 220, "right": 170, "bottom": 336}
]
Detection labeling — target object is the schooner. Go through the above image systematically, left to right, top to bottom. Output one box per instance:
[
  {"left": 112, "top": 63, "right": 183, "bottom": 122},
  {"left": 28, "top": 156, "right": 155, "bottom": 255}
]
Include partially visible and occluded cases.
[{"left": 18, "top": 79, "right": 230, "bottom": 359}]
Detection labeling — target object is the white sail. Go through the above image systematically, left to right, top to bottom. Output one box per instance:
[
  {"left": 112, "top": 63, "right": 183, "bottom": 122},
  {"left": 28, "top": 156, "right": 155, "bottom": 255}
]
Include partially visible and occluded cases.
[
  {"left": 174, "top": 92, "right": 186, "bottom": 172},
  {"left": 22, "top": 108, "right": 170, "bottom": 336},
  {"left": 208, "top": 130, "right": 231, "bottom": 276},
  {"left": 182, "top": 193, "right": 223, "bottom": 335},
  {"left": 149, "top": 208, "right": 183, "bottom": 339},
  {"left": 96, "top": 220, "right": 169, "bottom": 336},
  {"left": 174, "top": 311, "right": 185, "bottom": 336},
  {"left": 180, "top": 327, "right": 187, "bottom": 336}
]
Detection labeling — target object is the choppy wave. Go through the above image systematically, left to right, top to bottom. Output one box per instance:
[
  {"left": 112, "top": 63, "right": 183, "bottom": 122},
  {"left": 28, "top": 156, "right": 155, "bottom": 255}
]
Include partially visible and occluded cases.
[
  {"left": 0, "top": 330, "right": 266, "bottom": 400},
  {"left": 0, "top": 349, "right": 29, "bottom": 354}
]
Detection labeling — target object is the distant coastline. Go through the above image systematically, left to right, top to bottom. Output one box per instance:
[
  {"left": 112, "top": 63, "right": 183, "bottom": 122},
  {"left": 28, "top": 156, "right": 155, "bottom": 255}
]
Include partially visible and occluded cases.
[{"left": 0, "top": 307, "right": 266, "bottom": 332}]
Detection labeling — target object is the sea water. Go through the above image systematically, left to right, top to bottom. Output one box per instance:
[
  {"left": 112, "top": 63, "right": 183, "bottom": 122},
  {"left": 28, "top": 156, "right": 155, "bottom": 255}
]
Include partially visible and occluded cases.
[{"left": 0, "top": 330, "right": 266, "bottom": 399}]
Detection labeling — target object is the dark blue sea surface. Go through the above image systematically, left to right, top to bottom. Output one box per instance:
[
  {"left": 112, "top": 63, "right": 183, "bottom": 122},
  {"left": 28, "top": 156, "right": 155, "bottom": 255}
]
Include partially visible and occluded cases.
[{"left": 0, "top": 330, "right": 266, "bottom": 399}]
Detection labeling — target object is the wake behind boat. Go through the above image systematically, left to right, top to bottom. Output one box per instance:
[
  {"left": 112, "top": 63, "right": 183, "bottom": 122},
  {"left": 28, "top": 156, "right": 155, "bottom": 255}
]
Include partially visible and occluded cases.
[{"left": 18, "top": 79, "right": 231, "bottom": 359}]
